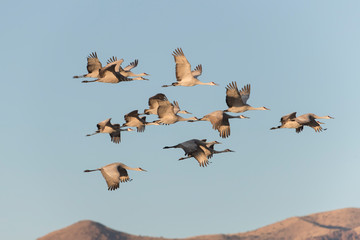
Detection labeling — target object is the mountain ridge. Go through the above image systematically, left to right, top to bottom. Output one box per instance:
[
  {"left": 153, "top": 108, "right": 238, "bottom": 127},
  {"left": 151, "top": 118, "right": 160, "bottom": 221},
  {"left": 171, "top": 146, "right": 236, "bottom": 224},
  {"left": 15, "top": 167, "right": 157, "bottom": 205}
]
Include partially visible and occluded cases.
[{"left": 38, "top": 208, "right": 360, "bottom": 240}]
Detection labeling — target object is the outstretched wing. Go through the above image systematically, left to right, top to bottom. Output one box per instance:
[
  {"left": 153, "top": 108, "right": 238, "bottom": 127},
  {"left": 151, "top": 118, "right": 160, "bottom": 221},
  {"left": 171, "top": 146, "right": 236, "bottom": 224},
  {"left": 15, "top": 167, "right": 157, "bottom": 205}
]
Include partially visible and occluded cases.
[
  {"left": 172, "top": 48, "right": 192, "bottom": 82},
  {"left": 87, "top": 52, "right": 102, "bottom": 73},
  {"left": 105, "top": 56, "right": 125, "bottom": 72},
  {"left": 123, "top": 59, "right": 138, "bottom": 71},
  {"left": 191, "top": 64, "right": 202, "bottom": 78},
  {"left": 226, "top": 81, "right": 244, "bottom": 108},
  {"left": 239, "top": 84, "right": 251, "bottom": 104},
  {"left": 281, "top": 112, "right": 297, "bottom": 124},
  {"left": 97, "top": 118, "right": 112, "bottom": 131},
  {"left": 117, "top": 166, "right": 131, "bottom": 183},
  {"left": 100, "top": 167, "right": 121, "bottom": 191}
]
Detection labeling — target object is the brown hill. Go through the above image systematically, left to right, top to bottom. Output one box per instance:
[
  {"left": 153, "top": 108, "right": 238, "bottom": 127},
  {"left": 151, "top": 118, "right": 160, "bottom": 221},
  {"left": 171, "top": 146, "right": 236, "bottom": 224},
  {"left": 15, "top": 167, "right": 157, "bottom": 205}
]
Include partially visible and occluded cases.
[{"left": 38, "top": 208, "right": 360, "bottom": 240}]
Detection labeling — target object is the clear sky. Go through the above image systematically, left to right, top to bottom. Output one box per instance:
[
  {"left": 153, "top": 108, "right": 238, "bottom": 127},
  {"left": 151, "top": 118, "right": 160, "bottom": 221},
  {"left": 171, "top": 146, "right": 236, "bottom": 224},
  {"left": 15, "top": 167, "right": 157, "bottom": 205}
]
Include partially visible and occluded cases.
[{"left": 1, "top": 1, "right": 360, "bottom": 239}]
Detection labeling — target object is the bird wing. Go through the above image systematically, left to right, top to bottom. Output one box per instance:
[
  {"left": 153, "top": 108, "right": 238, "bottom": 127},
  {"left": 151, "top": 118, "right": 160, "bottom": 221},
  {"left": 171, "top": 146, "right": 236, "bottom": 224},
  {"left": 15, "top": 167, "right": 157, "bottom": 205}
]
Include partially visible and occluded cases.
[
  {"left": 172, "top": 48, "right": 193, "bottom": 82},
  {"left": 86, "top": 52, "right": 102, "bottom": 73},
  {"left": 105, "top": 56, "right": 125, "bottom": 72},
  {"left": 123, "top": 59, "right": 138, "bottom": 71},
  {"left": 191, "top": 64, "right": 202, "bottom": 78},
  {"left": 226, "top": 81, "right": 244, "bottom": 107},
  {"left": 239, "top": 84, "right": 251, "bottom": 104},
  {"left": 148, "top": 93, "right": 168, "bottom": 109},
  {"left": 157, "top": 101, "right": 175, "bottom": 118},
  {"left": 172, "top": 101, "right": 180, "bottom": 114},
  {"left": 124, "top": 110, "right": 139, "bottom": 122},
  {"left": 281, "top": 112, "right": 297, "bottom": 124},
  {"left": 294, "top": 113, "right": 312, "bottom": 125},
  {"left": 97, "top": 118, "right": 112, "bottom": 131},
  {"left": 303, "top": 118, "right": 323, "bottom": 132},
  {"left": 217, "top": 124, "right": 230, "bottom": 138},
  {"left": 110, "top": 130, "right": 121, "bottom": 144},
  {"left": 180, "top": 139, "right": 202, "bottom": 155},
  {"left": 199, "top": 145, "right": 213, "bottom": 159},
  {"left": 191, "top": 149, "right": 210, "bottom": 167},
  {"left": 100, "top": 166, "right": 121, "bottom": 191},
  {"left": 117, "top": 166, "right": 131, "bottom": 183}
]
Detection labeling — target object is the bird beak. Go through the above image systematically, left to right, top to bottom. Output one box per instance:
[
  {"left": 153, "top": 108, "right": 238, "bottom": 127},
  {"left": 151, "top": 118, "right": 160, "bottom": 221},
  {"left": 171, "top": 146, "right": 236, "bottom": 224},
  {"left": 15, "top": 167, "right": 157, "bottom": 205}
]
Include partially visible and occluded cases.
[
  {"left": 264, "top": 107, "right": 270, "bottom": 110},
  {"left": 241, "top": 115, "right": 250, "bottom": 119},
  {"left": 329, "top": 116, "right": 334, "bottom": 119}
]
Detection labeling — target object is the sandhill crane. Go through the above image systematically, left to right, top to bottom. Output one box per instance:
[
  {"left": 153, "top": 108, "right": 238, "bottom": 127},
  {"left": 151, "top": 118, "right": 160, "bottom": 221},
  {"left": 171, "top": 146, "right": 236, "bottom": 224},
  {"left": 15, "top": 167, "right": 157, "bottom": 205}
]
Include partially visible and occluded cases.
[
  {"left": 162, "top": 48, "right": 218, "bottom": 87},
  {"left": 73, "top": 52, "right": 103, "bottom": 79},
  {"left": 73, "top": 52, "right": 130, "bottom": 83},
  {"left": 80, "top": 56, "right": 135, "bottom": 84},
  {"left": 107, "top": 57, "right": 149, "bottom": 80},
  {"left": 225, "top": 82, "right": 269, "bottom": 113},
  {"left": 141, "top": 93, "right": 191, "bottom": 115},
  {"left": 155, "top": 100, "right": 198, "bottom": 125},
  {"left": 122, "top": 110, "right": 159, "bottom": 132},
  {"left": 197, "top": 110, "right": 249, "bottom": 138},
  {"left": 270, "top": 112, "right": 333, "bottom": 133},
  {"left": 86, "top": 118, "right": 134, "bottom": 143},
  {"left": 164, "top": 139, "right": 233, "bottom": 167},
  {"left": 84, "top": 162, "right": 146, "bottom": 191}
]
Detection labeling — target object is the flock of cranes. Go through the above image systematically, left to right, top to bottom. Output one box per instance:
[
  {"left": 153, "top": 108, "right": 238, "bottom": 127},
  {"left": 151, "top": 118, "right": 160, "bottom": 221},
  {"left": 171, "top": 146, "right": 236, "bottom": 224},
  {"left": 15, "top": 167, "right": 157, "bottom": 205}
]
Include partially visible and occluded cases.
[{"left": 75, "top": 48, "right": 334, "bottom": 191}]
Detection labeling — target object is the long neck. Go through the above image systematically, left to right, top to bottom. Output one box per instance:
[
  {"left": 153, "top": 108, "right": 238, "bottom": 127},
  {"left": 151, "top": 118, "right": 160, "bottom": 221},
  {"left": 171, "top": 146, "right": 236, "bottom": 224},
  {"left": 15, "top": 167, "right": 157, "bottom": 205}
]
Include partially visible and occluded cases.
[
  {"left": 128, "top": 72, "right": 147, "bottom": 77},
  {"left": 197, "top": 81, "right": 213, "bottom": 86},
  {"left": 248, "top": 106, "right": 267, "bottom": 111},
  {"left": 314, "top": 115, "right": 331, "bottom": 119},
  {"left": 177, "top": 116, "right": 198, "bottom": 122},
  {"left": 213, "top": 149, "right": 232, "bottom": 154},
  {"left": 124, "top": 166, "right": 142, "bottom": 171}
]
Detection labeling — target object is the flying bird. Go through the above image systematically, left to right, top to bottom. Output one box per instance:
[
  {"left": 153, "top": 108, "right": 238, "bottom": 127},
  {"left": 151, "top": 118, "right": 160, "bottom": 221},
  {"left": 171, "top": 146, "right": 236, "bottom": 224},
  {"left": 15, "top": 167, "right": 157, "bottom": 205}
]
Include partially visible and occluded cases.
[
  {"left": 162, "top": 48, "right": 218, "bottom": 87},
  {"left": 73, "top": 52, "right": 132, "bottom": 83},
  {"left": 73, "top": 52, "right": 104, "bottom": 79},
  {"left": 107, "top": 57, "right": 149, "bottom": 80},
  {"left": 225, "top": 82, "right": 269, "bottom": 113},
  {"left": 141, "top": 93, "right": 191, "bottom": 115},
  {"left": 155, "top": 100, "right": 198, "bottom": 125},
  {"left": 122, "top": 110, "right": 159, "bottom": 132},
  {"left": 197, "top": 110, "right": 249, "bottom": 138},
  {"left": 270, "top": 112, "right": 334, "bottom": 133},
  {"left": 86, "top": 118, "right": 134, "bottom": 143},
  {"left": 164, "top": 139, "right": 233, "bottom": 167},
  {"left": 84, "top": 162, "right": 146, "bottom": 191}
]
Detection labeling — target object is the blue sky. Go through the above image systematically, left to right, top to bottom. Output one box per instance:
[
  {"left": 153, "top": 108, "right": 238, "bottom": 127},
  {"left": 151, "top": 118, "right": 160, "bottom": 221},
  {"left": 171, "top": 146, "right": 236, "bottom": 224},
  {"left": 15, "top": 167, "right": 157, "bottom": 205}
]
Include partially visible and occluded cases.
[{"left": 1, "top": 1, "right": 360, "bottom": 239}]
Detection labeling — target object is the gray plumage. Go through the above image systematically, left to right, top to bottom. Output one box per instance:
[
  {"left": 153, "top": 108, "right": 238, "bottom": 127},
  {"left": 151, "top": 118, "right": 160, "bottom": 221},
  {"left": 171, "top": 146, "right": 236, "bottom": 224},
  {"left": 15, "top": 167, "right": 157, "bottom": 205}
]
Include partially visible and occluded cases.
[
  {"left": 225, "top": 82, "right": 269, "bottom": 113},
  {"left": 84, "top": 162, "right": 146, "bottom": 191}
]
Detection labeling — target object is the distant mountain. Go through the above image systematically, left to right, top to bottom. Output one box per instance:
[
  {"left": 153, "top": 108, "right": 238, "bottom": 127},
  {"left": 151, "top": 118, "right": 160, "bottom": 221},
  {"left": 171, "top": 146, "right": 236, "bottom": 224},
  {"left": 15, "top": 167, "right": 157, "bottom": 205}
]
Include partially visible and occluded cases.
[{"left": 38, "top": 208, "right": 360, "bottom": 240}]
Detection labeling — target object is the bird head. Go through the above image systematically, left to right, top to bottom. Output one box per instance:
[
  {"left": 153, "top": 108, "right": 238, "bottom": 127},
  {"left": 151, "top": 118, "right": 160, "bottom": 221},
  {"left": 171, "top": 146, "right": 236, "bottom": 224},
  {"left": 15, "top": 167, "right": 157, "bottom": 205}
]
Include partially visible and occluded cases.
[
  {"left": 210, "top": 82, "right": 218, "bottom": 86},
  {"left": 262, "top": 106, "right": 270, "bottom": 110},
  {"left": 178, "top": 110, "right": 192, "bottom": 114},
  {"left": 240, "top": 115, "right": 250, "bottom": 119},
  {"left": 326, "top": 115, "right": 334, "bottom": 119},
  {"left": 187, "top": 117, "right": 199, "bottom": 122},
  {"left": 225, "top": 149, "right": 235, "bottom": 152},
  {"left": 138, "top": 167, "right": 147, "bottom": 172}
]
